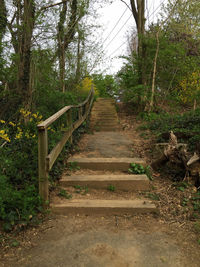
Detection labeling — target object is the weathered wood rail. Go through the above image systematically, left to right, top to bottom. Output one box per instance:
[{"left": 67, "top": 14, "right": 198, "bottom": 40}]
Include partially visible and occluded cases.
[{"left": 37, "top": 88, "right": 94, "bottom": 202}]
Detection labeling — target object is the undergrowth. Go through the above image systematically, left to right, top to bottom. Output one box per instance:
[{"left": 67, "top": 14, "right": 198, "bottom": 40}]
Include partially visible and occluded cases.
[
  {"left": 0, "top": 96, "right": 90, "bottom": 232},
  {"left": 138, "top": 108, "right": 200, "bottom": 150}
]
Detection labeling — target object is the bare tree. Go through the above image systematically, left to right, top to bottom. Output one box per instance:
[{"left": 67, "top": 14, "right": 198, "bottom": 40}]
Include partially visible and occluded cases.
[
  {"left": 57, "top": 0, "right": 82, "bottom": 92},
  {"left": 122, "top": 0, "right": 146, "bottom": 84}
]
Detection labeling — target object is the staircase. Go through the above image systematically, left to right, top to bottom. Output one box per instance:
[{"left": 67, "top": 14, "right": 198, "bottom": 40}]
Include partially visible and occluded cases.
[
  {"left": 51, "top": 98, "right": 156, "bottom": 215},
  {"left": 90, "top": 98, "right": 120, "bottom": 131}
]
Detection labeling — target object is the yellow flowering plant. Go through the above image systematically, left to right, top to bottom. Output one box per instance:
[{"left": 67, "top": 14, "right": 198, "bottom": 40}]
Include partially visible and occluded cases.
[
  {"left": 178, "top": 71, "right": 200, "bottom": 108},
  {"left": 76, "top": 77, "right": 98, "bottom": 97},
  {"left": 0, "top": 109, "right": 44, "bottom": 145}
]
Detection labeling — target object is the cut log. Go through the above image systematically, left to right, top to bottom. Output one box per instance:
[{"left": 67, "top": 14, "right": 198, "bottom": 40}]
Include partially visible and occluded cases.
[
  {"left": 151, "top": 131, "right": 200, "bottom": 187},
  {"left": 152, "top": 131, "right": 187, "bottom": 169}
]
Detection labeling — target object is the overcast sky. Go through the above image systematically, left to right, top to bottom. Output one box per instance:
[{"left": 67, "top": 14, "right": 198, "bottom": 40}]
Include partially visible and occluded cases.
[{"left": 95, "top": 0, "right": 167, "bottom": 75}]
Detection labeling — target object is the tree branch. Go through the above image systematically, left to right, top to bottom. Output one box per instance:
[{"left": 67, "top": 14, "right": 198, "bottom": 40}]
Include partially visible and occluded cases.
[
  {"left": 39, "top": 0, "right": 69, "bottom": 11},
  {"left": 120, "top": 0, "right": 132, "bottom": 12},
  {"left": 130, "top": 0, "right": 138, "bottom": 28}
]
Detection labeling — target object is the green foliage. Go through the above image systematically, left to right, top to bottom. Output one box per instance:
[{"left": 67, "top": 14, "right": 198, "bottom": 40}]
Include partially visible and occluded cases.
[
  {"left": 117, "top": 4, "right": 200, "bottom": 112},
  {"left": 117, "top": 56, "right": 147, "bottom": 108},
  {"left": 92, "top": 74, "right": 118, "bottom": 97},
  {"left": 0, "top": 90, "right": 89, "bottom": 231},
  {"left": 140, "top": 109, "right": 200, "bottom": 150},
  {"left": 68, "top": 162, "right": 80, "bottom": 171},
  {"left": 128, "top": 163, "right": 152, "bottom": 180},
  {"left": 128, "top": 163, "right": 145, "bottom": 174},
  {"left": 0, "top": 175, "right": 42, "bottom": 232},
  {"left": 173, "top": 182, "right": 200, "bottom": 216},
  {"left": 74, "top": 185, "right": 88, "bottom": 195},
  {"left": 107, "top": 185, "right": 116, "bottom": 192},
  {"left": 57, "top": 189, "right": 72, "bottom": 199},
  {"left": 191, "top": 191, "right": 200, "bottom": 213},
  {"left": 146, "top": 193, "right": 160, "bottom": 201},
  {"left": 194, "top": 221, "right": 200, "bottom": 233},
  {"left": 0, "top": 234, "right": 21, "bottom": 248}
]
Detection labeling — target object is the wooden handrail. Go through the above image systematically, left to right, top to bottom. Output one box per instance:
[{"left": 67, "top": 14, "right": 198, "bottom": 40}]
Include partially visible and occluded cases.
[
  {"left": 38, "top": 87, "right": 94, "bottom": 202},
  {"left": 37, "top": 106, "right": 72, "bottom": 130}
]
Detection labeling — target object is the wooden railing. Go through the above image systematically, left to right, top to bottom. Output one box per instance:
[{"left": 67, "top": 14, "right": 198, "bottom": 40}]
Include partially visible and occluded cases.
[{"left": 37, "top": 87, "right": 94, "bottom": 202}]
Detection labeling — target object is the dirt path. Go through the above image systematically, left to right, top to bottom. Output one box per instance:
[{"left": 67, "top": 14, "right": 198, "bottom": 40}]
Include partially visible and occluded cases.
[{"left": 1, "top": 102, "right": 200, "bottom": 267}]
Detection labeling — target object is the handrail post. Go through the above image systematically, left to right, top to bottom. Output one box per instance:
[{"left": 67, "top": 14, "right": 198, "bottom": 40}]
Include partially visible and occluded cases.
[
  {"left": 67, "top": 109, "right": 73, "bottom": 144},
  {"left": 38, "top": 128, "right": 49, "bottom": 203}
]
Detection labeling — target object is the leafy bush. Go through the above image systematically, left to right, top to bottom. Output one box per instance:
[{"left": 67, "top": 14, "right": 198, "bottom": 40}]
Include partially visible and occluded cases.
[
  {"left": 0, "top": 93, "right": 89, "bottom": 231},
  {"left": 0, "top": 175, "right": 42, "bottom": 232}
]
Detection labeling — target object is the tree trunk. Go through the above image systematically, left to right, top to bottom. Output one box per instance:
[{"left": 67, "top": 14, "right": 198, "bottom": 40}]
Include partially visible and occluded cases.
[
  {"left": 0, "top": 0, "right": 7, "bottom": 49},
  {"left": 0, "top": 0, "right": 7, "bottom": 86},
  {"left": 16, "top": 0, "right": 35, "bottom": 110},
  {"left": 57, "top": 0, "right": 78, "bottom": 92},
  {"left": 130, "top": 0, "right": 146, "bottom": 85},
  {"left": 57, "top": 1, "right": 67, "bottom": 93},
  {"left": 75, "top": 29, "right": 85, "bottom": 84},
  {"left": 148, "top": 30, "right": 160, "bottom": 112}
]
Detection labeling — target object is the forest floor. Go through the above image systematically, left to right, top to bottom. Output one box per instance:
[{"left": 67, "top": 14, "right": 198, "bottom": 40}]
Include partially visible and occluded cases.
[{"left": 0, "top": 104, "right": 200, "bottom": 267}]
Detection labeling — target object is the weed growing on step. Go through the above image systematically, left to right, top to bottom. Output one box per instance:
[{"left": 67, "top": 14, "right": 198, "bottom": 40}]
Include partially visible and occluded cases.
[
  {"left": 68, "top": 162, "right": 80, "bottom": 171},
  {"left": 128, "top": 163, "right": 153, "bottom": 180},
  {"left": 74, "top": 185, "right": 88, "bottom": 195},
  {"left": 107, "top": 185, "right": 116, "bottom": 192},
  {"left": 57, "top": 189, "right": 72, "bottom": 199},
  {"left": 146, "top": 193, "right": 160, "bottom": 201}
]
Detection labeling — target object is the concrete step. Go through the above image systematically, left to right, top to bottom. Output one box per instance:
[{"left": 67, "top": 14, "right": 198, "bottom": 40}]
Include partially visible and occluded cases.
[
  {"left": 68, "top": 157, "right": 146, "bottom": 171},
  {"left": 60, "top": 174, "right": 150, "bottom": 191},
  {"left": 51, "top": 199, "right": 157, "bottom": 215}
]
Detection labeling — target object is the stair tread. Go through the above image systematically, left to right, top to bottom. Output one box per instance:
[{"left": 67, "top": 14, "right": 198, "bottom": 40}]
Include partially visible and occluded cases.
[
  {"left": 68, "top": 157, "right": 145, "bottom": 163},
  {"left": 60, "top": 174, "right": 150, "bottom": 191},
  {"left": 61, "top": 174, "right": 148, "bottom": 181},
  {"left": 51, "top": 199, "right": 157, "bottom": 215},
  {"left": 52, "top": 199, "right": 154, "bottom": 207}
]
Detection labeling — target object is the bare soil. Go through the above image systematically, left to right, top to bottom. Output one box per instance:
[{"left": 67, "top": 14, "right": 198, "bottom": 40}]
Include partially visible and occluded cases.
[{"left": 0, "top": 103, "right": 200, "bottom": 267}]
